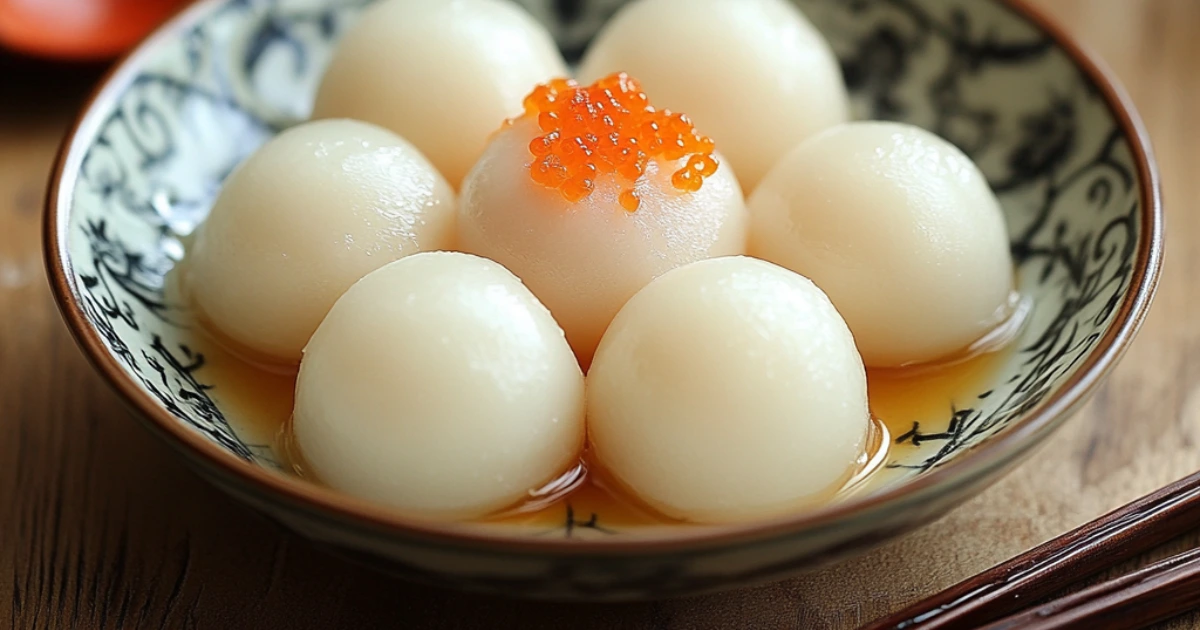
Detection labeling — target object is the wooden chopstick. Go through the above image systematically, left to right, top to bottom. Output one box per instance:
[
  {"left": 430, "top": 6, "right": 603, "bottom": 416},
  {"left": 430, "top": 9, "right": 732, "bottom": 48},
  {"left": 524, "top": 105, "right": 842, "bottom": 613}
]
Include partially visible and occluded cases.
[
  {"left": 859, "top": 470, "right": 1200, "bottom": 630},
  {"left": 976, "top": 546, "right": 1200, "bottom": 630}
]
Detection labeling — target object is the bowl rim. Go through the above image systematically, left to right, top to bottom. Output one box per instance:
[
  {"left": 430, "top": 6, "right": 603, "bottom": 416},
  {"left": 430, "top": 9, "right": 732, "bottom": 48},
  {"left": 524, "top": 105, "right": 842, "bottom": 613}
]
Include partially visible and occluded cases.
[{"left": 44, "top": 0, "right": 1164, "bottom": 556}]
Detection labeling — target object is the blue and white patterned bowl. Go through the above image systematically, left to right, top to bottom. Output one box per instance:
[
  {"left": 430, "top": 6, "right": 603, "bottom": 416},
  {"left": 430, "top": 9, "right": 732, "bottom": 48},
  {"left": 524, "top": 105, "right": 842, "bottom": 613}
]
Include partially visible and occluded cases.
[{"left": 45, "top": 0, "right": 1162, "bottom": 599}]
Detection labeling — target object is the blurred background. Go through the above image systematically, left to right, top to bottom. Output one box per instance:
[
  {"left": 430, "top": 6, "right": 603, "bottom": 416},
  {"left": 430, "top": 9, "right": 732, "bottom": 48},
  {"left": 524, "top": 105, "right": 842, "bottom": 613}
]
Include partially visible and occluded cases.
[{"left": 0, "top": 0, "right": 188, "bottom": 60}]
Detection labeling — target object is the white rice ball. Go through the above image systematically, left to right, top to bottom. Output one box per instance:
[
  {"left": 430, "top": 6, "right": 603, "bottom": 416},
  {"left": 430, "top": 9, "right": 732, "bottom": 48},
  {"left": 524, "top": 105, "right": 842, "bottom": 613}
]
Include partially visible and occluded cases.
[
  {"left": 312, "top": 0, "right": 569, "bottom": 185},
  {"left": 578, "top": 0, "right": 849, "bottom": 191},
  {"left": 458, "top": 117, "right": 747, "bottom": 368},
  {"left": 186, "top": 119, "right": 455, "bottom": 362},
  {"left": 749, "top": 122, "right": 1014, "bottom": 367},
  {"left": 293, "top": 252, "right": 586, "bottom": 520},
  {"left": 587, "top": 256, "right": 869, "bottom": 523}
]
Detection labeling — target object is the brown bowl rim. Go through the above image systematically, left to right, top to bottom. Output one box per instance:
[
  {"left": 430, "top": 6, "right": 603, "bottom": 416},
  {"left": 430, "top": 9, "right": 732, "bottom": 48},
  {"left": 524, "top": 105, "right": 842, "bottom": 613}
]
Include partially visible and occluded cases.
[{"left": 44, "top": 0, "right": 1164, "bottom": 556}]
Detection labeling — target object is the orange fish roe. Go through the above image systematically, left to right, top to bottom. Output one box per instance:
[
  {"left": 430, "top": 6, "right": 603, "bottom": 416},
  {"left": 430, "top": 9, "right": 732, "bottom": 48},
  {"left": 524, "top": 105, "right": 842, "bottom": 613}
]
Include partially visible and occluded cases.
[{"left": 520, "top": 73, "right": 718, "bottom": 212}]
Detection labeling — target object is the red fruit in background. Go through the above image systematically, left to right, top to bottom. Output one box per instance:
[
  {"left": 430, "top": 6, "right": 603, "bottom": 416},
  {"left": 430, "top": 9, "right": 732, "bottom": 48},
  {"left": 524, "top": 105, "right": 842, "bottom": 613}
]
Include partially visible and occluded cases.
[{"left": 0, "top": 0, "right": 189, "bottom": 60}]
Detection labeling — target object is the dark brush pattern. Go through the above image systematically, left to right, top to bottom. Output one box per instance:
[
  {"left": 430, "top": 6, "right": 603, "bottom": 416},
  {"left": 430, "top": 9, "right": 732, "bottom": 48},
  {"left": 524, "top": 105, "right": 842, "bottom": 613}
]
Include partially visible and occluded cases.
[
  {"left": 67, "top": 0, "right": 1141, "bottom": 548},
  {"left": 73, "top": 0, "right": 365, "bottom": 463},
  {"left": 78, "top": 221, "right": 254, "bottom": 459},
  {"left": 528, "top": 505, "right": 615, "bottom": 538}
]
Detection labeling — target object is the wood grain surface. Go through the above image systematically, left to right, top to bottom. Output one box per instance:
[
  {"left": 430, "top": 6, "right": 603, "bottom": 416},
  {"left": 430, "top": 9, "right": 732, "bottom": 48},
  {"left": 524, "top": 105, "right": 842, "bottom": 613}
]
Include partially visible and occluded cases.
[{"left": 0, "top": 1, "right": 1194, "bottom": 627}]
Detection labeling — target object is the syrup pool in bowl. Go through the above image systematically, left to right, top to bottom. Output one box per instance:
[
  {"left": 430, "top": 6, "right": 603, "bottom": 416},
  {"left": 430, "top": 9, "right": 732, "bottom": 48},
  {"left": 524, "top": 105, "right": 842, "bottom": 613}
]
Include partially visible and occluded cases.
[{"left": 172, "top": 300, "right": 1024, "bottom": 535}]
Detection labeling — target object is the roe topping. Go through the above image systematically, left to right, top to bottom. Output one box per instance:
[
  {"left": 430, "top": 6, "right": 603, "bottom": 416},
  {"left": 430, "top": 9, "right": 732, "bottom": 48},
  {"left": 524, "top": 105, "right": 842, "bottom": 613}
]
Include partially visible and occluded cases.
[{"left": 520, "top": 73, "right": 718, "bottom": 212}]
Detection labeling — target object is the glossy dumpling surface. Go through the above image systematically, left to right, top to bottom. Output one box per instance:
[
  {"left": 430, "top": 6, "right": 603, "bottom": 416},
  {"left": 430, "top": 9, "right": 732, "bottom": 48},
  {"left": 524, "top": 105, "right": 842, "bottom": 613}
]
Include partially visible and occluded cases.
[
  {"left": 312, "top": 0, "right": 568, "bottom": 185},
  {"left": 578, "top": 0, "right": 849, "bottom": 191},
  {"left": 458, "top": 117, "right": 747, "bottom": 367},
  {"left": 185, "top": 119, "right": 455, "bottom": 362},
  {"left": 749, "top": 121, "right": 1014, "bottom": 367},
  {"left": 293, "top": 252, "right": 586, "bottom": 520},
  {"left": 587, "top": 256, "right": 870, "bottom": 523}
]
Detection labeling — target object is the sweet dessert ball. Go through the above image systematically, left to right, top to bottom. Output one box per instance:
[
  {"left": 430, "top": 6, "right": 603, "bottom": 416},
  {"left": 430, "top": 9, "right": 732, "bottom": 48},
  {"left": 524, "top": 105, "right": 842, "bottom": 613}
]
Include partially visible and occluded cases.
[
  {"left": 312, "top": 0, "right": 568, "bottom": 185},
  {"left": 577, "top": 0, "right": 848, "bottom": 191},
  {"left": 458, "top": 74, "right": 747, "bottom": 367},
  {"left": 185, "top": 119, "right": 455, "bottom": 362},
  {"left": 749, "top": 122, "right": 1014, "bottom": 367},
  {"left": 293, "top": 252, "right": 586, "bottom": 520},
  {"left": 587, "top": 256, "right": 870, "bottom": 523}
]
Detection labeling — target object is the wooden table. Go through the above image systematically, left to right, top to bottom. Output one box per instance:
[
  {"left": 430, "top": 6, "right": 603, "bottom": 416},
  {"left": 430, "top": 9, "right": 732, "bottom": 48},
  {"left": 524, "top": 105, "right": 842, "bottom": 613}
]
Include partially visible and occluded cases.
[{"left": 1, "top": 1, "right": 1195, "bottom": 627}]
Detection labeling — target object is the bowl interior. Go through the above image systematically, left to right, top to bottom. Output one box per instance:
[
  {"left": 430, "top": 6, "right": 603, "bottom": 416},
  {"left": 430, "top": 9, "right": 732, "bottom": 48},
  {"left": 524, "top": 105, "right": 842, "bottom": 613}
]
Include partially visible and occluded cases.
[{"left": 54, "top": 0, "right": 1147, "bottom": 540}]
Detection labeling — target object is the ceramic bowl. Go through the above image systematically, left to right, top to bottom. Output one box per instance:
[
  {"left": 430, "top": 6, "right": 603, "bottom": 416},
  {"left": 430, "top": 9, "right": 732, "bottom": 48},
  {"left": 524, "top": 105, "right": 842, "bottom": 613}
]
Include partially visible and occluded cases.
[{"left": 45, "top": 0, "right": 1162, "bottom": 600}]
